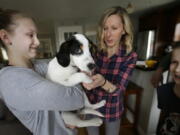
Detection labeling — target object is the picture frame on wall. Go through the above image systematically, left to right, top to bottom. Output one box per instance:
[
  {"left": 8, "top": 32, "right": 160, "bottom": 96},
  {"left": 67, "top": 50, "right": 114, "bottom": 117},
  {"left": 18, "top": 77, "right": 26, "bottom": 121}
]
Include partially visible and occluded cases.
[
  {"left": 56, "top": 25, "right": 83, "bottom": 51},
  {"left": 37, "top": 38, "right": 53, "bottom": 59}
]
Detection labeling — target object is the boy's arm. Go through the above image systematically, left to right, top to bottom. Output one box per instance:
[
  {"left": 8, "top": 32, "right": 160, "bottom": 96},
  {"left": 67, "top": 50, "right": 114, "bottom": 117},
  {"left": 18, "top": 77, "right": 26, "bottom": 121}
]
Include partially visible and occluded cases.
[{"left": 151, "top": 53, "right": 171, "bottom": 87}]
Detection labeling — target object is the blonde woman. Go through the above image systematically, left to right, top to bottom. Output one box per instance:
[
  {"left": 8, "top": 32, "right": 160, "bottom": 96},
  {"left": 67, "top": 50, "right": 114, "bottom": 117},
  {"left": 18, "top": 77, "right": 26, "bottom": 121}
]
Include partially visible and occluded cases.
[{"left": 83, "top": 6, "right": 137, "bottom": 135}]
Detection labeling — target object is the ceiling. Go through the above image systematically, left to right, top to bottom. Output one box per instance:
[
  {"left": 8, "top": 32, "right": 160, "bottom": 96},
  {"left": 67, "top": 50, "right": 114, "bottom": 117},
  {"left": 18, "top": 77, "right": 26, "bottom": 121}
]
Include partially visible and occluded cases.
[{"left": 0, "top": 0, "right": 178, "bottom": 33}]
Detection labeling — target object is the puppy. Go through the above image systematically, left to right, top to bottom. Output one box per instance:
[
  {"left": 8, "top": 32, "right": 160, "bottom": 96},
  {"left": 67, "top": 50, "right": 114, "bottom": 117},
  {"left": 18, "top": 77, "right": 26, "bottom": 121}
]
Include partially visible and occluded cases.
[{"left": 46, "top": 34, "right": 106, "bottom": 127}]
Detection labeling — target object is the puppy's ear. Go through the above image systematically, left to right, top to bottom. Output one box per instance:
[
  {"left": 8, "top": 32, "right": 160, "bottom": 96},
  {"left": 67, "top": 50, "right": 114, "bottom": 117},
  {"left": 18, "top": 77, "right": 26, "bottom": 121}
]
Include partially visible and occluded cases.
[
  {"left": 86, "top": 37, "right": 98, "bottom": 58},
  {"left": 56, "top": 41, "right": 70, "bottom": 67}
]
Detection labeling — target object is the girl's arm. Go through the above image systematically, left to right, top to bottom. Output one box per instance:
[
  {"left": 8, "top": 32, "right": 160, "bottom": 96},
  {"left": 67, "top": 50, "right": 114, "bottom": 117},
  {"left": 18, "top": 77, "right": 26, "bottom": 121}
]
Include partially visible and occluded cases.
[{"left": 0, "top": 68, "right": 84, "bottom": 111}]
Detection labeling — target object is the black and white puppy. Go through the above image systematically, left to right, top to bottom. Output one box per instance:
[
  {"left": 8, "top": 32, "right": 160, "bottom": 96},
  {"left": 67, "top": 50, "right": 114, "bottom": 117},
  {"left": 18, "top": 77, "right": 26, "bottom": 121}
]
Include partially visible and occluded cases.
[{"left": 46, "top": 34, "right": 106, "bottom": 127}]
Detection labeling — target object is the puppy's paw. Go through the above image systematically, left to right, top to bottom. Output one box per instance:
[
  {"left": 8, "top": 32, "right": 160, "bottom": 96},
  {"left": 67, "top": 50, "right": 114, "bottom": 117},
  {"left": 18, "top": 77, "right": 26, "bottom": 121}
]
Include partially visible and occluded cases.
[
  {"left": 81, "top": 74, "right": 92, "bottom": 83},
  {"left": 83, "top": 78, "right": 93, "bottom": 83},
  {"left": 91, "top": 100, "right": 106, "bottom": 110},
  {"left": 99, "top": 100, "right": 106, "bottom": 107},
  {"left": 92, "top": 118, "right": 103, "bottom": 126}
]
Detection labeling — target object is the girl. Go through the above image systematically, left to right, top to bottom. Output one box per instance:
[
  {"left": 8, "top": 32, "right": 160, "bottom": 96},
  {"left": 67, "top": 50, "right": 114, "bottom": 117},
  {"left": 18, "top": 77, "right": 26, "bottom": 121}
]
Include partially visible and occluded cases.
[{"left": 0, "top": 9, "right": 83, "bottom": 135}]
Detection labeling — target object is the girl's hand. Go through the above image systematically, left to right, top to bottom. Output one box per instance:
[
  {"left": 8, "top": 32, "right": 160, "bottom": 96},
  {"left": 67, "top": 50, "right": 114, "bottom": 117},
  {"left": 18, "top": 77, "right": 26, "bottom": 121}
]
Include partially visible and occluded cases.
[
  {"left": 82, "top": 74, "right": 105, "bottom": 90},
  {"left": 65, "top": 124, "right": 76, "bottom": 129}
]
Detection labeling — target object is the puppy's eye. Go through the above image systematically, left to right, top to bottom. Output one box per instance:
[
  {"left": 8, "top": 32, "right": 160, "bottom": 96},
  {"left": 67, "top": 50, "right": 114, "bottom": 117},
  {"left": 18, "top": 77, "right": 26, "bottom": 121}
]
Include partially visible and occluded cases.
[
  {"left": 71, "top": 43, "right": 83, "bottom": 55},
  {"left": 74, "top": 48, "right": 83, "bottom": 54}
]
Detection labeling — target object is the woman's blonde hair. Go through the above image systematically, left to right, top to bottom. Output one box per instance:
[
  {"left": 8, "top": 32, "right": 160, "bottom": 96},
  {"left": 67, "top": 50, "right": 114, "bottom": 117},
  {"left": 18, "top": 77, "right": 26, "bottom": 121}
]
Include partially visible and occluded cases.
[{"left": 97, "top": 6, "right": 134, "bottom": 54}]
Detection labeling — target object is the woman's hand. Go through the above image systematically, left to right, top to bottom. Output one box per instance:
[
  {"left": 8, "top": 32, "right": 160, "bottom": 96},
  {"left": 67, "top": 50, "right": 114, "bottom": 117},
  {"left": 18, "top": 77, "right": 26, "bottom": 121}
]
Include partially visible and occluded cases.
[{"left": 82, "top": 74, "right": 105, "bottom": 90}]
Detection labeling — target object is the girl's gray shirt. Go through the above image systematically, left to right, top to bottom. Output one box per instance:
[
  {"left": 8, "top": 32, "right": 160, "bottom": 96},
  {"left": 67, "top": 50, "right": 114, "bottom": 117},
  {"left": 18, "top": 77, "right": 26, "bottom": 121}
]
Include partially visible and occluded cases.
[{"left": 0, "top": 60, "right": 84, "bottom": 135}]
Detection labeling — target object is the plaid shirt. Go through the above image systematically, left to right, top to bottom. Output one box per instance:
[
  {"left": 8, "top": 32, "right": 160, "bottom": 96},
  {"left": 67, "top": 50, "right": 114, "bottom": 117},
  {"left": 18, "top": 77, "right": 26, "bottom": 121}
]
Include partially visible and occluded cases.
[{"left": 86, "top": 45, "right": 137, "bottom": 121}]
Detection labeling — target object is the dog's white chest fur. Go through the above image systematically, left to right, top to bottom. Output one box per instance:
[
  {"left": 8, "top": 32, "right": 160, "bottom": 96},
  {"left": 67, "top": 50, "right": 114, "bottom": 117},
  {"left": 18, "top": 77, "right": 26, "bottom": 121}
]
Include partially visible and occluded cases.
[{"left": 46, "top": 58, "right": 77, "bottom": 84}]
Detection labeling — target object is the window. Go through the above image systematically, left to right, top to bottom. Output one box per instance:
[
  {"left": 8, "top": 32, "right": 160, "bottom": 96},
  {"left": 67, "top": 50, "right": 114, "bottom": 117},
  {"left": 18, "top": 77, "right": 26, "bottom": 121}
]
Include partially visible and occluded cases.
[{"left": 136, "top": 30, "right": 155, "bottom": 60}]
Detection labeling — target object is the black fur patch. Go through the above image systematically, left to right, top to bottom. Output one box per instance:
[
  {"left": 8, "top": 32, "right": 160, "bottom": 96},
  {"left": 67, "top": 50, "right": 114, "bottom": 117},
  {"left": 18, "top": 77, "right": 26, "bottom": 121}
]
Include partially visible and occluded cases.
[{"left": 56, "top": 36, "right": 84, "bottom": 67}]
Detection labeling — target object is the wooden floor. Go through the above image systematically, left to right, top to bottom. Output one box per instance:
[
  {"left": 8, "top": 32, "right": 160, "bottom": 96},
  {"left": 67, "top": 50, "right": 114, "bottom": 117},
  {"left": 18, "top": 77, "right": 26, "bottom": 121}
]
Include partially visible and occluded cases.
[{"left": 119, "top": 127, "right": 137, "bottom": 135}]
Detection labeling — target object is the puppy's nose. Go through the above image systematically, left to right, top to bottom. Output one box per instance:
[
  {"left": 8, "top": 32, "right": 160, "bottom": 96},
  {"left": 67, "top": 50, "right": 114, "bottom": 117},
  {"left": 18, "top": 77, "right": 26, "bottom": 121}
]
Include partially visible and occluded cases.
[{"left": 88, "top": 63, "right": 96, "bottom": 70}]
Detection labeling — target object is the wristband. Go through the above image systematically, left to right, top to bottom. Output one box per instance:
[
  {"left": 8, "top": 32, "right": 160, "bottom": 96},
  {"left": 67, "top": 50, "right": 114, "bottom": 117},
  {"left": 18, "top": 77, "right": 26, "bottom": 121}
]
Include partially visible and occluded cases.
[{"left": 101, "top": 79, "right": 106, "bottom": 87}]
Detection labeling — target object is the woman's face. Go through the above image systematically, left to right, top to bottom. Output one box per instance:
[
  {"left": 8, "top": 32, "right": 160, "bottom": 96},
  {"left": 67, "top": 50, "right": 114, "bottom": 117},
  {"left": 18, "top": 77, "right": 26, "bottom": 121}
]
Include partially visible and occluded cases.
[
  {"left": 103, "top": 14, "right": 125, "bottom": 48},
  {"left": 7, "top": 17, "right": 40, "bottom": 59},
  {"left": 170, "top": 48, "right": 180, "bottom": 85}
]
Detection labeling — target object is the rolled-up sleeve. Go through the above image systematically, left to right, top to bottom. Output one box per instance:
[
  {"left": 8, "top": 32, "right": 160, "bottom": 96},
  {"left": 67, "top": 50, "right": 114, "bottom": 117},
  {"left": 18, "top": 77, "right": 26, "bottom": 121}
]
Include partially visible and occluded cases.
[{"left": 114, "top": 52, "right": 137, "bottom": 94}]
